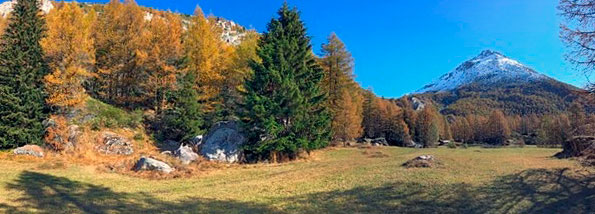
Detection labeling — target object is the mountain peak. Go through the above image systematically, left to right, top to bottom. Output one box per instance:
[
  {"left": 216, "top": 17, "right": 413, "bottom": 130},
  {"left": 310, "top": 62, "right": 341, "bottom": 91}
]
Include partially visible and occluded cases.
[
  {"left": 476, "top": 49, "right": 503, "bottom": 58},
  {"left": 416, "top": 50, "right": 548, "bottom": 93}
]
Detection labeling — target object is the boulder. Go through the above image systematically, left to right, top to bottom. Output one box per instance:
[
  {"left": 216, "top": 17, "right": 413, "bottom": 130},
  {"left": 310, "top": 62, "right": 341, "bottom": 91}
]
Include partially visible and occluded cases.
[
  {"left": 200, "top": 121, "right": 246, "bottom": 163},
  {"left": 67, "top": 125, "right": 82, "bottom": 147},
  {"left": 97, "top": 132, "right": 134, "bottom": 155},
  {"left": 372, "top": 138, "right": 389, "bottom": 146},
  {"left": 175, "top": 144, "right": 199, "bottom": 164},
  {"left": 13, "top": 145, "right": 44, "bottom": 157},
  {"left": 403, "top": 155, "right": 437, "bottom": 168},
  {"left": 133, "top": 156, "right": 174, "bottom": 173}
]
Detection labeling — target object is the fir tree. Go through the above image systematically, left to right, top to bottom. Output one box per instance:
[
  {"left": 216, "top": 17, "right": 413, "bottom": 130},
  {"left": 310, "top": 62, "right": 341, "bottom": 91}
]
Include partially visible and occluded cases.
[
  {"left": 0, "top": 0, "right": 50, "bottom": 148},
  {"left": 241, "top": 3, "right": 330, "bottom": 162},
  {"left": 156, "top": 72, "right": 203, "bottom": 143}
]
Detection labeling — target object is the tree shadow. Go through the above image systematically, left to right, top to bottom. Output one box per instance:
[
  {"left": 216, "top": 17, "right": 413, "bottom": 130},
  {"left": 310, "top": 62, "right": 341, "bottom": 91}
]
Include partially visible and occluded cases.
[
  {"left": 1, "top": 168, "right": 593, "bottom": 213},
  {"left": 284, "top": 168, "right": 595, "bottom": 213},
  {"left": 0, "top": 171, "right": 281, "bottom": 214}
]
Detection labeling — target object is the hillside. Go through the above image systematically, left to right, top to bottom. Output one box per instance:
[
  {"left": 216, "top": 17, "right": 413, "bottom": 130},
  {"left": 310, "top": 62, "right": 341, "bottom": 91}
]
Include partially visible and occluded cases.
[{"left": 413, "top": 50, "right": 587, "bottom": 116}]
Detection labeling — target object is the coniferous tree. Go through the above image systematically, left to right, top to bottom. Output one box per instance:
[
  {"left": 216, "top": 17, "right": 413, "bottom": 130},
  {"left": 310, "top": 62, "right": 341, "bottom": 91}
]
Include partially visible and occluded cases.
[
  {"left": 0, "top": 0, "right": 50, "bottom": 148},
  {"left": 92, "top": 0, "right": 146, "bottom": 108},
  {"left": 42, "top": 1, "right": 95, "bottom": 111},
  {"left": 241, "top": 3, "right": 330, "bottom": 162},
  {"left": 185, "top": 6, "right": 233, "bottom": 127},
  {"left": 320, "top": 33, "right": 364, "bottom": 142},
  {"left": 156, "top": 72, "right": 203, "bottom": 143},
  {"left": 415, "top": 106, "right": 440, "bottom": 147},
  {"left": 485, "top": 110, "right": 511, "bottom": 145}
]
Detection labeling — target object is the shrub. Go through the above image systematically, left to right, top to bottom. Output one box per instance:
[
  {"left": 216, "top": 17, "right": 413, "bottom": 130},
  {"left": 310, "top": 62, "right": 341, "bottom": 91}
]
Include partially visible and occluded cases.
[
  {"left": 44, "top": 115, "right": 69, "bottom": 152},
  {"left": 447, "top": 141, "right": 456, "bottom": 149}
]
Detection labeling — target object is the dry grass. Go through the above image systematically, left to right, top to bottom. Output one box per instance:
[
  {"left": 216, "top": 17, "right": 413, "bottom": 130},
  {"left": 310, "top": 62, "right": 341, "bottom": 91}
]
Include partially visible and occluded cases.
[{"left": 0, "top": 146, "right": 593, "bottom": 213}]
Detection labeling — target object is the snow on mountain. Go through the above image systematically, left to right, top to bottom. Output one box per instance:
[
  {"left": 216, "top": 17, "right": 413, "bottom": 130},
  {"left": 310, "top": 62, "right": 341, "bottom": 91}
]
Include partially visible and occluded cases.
[
  {"left": 0, "top": 0, "right": 54, "bottom": 17},
  {"left": 416, "top": 50, "right": 549, "bottom": 93}
]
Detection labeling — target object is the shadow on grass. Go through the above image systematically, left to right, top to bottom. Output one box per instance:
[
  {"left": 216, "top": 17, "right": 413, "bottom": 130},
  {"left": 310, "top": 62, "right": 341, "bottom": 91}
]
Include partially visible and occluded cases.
[
  {"left": 1, "top": 168, "right": 593, "bottom": 214},
  {"left": 285, "top": 168, "right": 594, "bottom": 214},
  {"left": 0, "top": 171, "right": 281, "bottom": 214}
]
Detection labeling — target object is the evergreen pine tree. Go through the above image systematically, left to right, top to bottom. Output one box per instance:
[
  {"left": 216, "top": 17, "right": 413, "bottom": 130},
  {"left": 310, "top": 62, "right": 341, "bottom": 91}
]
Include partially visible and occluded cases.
[
  {"left": 0, "top": 0, "right": 50, "bottom": 148},
  {"left": 241, "top": 3, "right": 330, "bottom": 162},
  {"left": 156, "top": 72, "right": 203, "bottom": 143}
]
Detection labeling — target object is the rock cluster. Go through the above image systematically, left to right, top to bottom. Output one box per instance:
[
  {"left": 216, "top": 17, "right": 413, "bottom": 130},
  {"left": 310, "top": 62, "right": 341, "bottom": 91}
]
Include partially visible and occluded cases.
[
  {"left": 97, "top": 132, "right": 134, "bottom": 155},
  {"left": 402, "top": 155, "right": 437, "bottom": 168}
]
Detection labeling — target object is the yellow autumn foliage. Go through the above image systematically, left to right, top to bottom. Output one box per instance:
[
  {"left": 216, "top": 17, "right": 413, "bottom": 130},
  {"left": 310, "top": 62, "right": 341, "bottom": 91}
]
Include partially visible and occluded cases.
[{"left": 42, "top": 1, "right": 95, "bottom": 110}]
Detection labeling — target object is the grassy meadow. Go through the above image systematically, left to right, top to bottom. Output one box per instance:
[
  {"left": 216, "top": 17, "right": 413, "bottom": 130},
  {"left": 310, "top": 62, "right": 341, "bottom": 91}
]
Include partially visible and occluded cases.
[{"left": 0, "top": 146, "right": 593, "bottom": 214}]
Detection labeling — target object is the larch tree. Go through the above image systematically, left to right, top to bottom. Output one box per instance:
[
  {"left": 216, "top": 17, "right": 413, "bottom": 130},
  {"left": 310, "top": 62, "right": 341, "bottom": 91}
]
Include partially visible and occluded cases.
[
  {"left": 0, "top": 0, "right": 50, "bottom": 148},
  {"left": 93, "top": 0, "right": 146, "bottom": 108},
  {"left": 559, "top": 0, "right": 595, "bottom": 93},
  {"left": 42, "top": 1, "right": 95, "bottom": 111},
  {"left": 241, "top": 3, "right": 330, "bottom": 162},
  {"left": 185, "top": 5, "right": 232, "bottom": 124},
  {"left": 143, "top": 11, "right": 183, "bottom": 114},
  {"left": 221, "top": 31, "right": 260, "bottom": 119},
  {"left": 320, "top": 33, "right": 361, "bottom": 141},
  {"left": 333, "top": 90, "right": 363, "bottom": 142},
  {"left": 415, "top": 106, "right": 440, "bottom": 147},
  {"left": 485, "top": 110, "right": 511, "bottom": 145}
]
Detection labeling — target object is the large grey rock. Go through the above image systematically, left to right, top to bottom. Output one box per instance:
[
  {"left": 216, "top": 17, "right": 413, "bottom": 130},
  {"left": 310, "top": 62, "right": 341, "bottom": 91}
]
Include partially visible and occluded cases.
[
  {"left": 200, "top": 121, "right": 245, "bottom": 163},
  {"left": 97, "top": 132, "right": 134, "bottom": 155},
  {"left": 175, "top": 144, "right": 199, "bottom": 164},
  {"left": 13, "top": 145, "right": 44, "bottom": 157},
  {"left": 134, "top": 156, "right": 174, "bottom": 173}
]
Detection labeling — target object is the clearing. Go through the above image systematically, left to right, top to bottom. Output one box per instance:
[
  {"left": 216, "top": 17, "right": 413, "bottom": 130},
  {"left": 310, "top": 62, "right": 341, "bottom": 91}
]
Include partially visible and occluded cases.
[{"left": 0, "top": 146, "right": 593, "bottom": 213}]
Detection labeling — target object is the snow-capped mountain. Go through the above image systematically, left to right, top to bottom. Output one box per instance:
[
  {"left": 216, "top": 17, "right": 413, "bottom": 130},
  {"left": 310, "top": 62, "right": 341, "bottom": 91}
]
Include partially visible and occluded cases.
[{"left": 416, "top": 50, "right": 549, "bottom": 93}]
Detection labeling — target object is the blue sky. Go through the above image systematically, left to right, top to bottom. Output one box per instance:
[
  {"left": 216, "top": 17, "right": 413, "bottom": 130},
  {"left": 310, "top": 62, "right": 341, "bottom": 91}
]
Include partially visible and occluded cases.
[{"left": 80, "top": 0, "right": 584, "bottom": 98}]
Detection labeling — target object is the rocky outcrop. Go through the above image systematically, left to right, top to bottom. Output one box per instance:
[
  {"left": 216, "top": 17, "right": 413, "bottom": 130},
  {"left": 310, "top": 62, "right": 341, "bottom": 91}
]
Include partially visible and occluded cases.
[
  {"left": 0, "top": 0, "right": 53, "bottom": 17},
  {"left": 411, "top": 97, "right": 425, "bottom": 111},
  {"left": 200, "top": 121, "right": 246, "bottom": 163},
  {"left": 97, "top": 132, "right": 134, "bottom": 155},
  {"left": 174, "top": 144, "right": 199, "bottom": 165},
  {"left": 13, "top": 145, "right": 44, "bottom": 157},
  {"left": 403, "top": 155, "right": 437, "bottom": 168},
  {"left": 133, "top": 156, "right": 174, "bottom": 173}
]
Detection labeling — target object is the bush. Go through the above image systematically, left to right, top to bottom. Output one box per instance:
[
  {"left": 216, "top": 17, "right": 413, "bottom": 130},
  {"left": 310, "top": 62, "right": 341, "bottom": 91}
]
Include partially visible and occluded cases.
[
  {"left": 44, "top": 115, "right": 69, "bottom": 152},
  {"left": 447, "top": 141, "right": 456, "bottom": 149}
]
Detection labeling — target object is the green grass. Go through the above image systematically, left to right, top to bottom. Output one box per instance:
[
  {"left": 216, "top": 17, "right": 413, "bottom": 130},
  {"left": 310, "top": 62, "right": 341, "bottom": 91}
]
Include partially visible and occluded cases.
[
  {"left": 84, "top": 98, "right": 143, "bottom": 130},
  {"left": 0, "top": 146, "right": 593, "bottom": 213}
]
